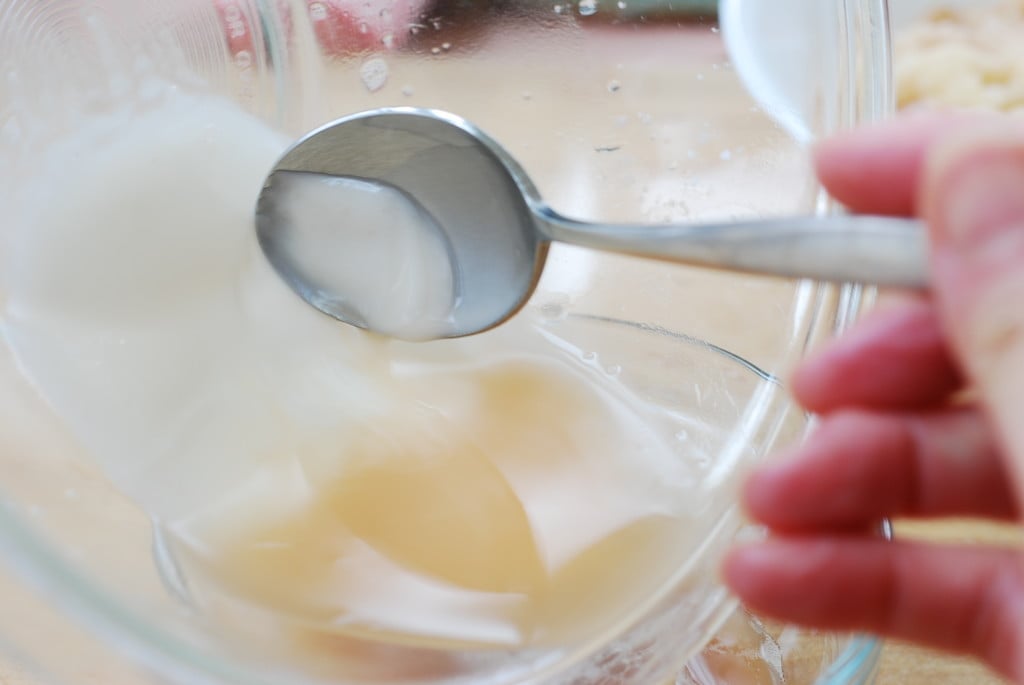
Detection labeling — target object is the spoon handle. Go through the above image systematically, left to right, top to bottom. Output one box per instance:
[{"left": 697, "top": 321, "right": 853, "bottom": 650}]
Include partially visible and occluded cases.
[{"left": 538, "top": 211, "right": 928, "bottom": 289}]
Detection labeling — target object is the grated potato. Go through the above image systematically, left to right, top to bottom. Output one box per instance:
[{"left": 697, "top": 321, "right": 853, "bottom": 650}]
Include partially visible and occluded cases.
[{"left": 895, "top": 0, "right": 1024, "bottom": 112}]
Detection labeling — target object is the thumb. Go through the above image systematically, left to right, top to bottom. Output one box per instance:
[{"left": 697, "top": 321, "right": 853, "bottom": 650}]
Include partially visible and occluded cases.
[{"left": 923, "top": 125, "right": 1024, "bottom": 506}]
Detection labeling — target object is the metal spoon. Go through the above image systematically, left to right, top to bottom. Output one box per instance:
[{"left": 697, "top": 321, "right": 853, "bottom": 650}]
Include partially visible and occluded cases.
[{"left": 256, "top": 107, "right": 927, "bottom": 341}]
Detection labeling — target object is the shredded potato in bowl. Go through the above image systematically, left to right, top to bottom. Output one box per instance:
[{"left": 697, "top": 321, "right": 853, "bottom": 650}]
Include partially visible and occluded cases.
[{"left": 895, "top": 0, "right": 1024, "bottom": 113}]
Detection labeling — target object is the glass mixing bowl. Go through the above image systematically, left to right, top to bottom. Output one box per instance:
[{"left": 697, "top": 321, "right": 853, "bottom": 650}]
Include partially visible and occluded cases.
[{"left": 0, "top": 1, "right": 888, "bottom": 684}]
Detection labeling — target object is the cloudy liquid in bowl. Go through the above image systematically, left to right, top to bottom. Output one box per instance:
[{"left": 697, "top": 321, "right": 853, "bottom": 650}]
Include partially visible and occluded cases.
[
  {"left": 1, "top": 86, "right": 696, "bottom": 651},
  {"left": 184, "top": 360, "right": 694, "bottom": 648}
]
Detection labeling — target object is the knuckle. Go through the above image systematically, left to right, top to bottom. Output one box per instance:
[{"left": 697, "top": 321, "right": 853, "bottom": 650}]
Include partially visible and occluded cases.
[
  {"left": 957, "top": 263, "right": 1024, "bottom": 389},
  {"left": 964, "top": 317, "right": 1024, "bottom": 392},
  {"left": 820, "top": 408, "right": 881, "bottom": 435},
  {"left": 970, "top": 560, "right": 1024, "bottom": 677}
]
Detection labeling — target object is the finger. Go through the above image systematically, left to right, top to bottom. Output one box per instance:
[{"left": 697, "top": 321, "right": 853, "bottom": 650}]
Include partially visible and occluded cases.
[
  {"left": 814, "top": 111, "right": 978, "bottom": 216},
  {"left": 923, "top": 127, "right": 1024, "bottom": 508},
  {"left": 792, "top": 298, "right": 963, "bottom": 412},
  {"left": 743, "top": 407, "right": 1017, "bottom": 530},
  {"left": 723, "top": 538, "right": 1024, "bottom": 682}
]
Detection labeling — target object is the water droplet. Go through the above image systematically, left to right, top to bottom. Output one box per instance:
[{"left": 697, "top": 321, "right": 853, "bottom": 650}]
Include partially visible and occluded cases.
[
  {"left": 579, "top": 0, "right": 598, "bottom": 16},
  {"left": 617, "top": 0, "right": 626, "bottom": 7},
  {"left": 308, "top": 1, "right": 328, "bottom": 21},
  {"left": 553, "top": 3, "right": 564, "bottom": 13},
  {"left": 431, "top": 17, "right": 442, "bottom": 30},
  {"left": 358, "top": 21, "right": 369, "bottom": 34},
  {"left": 711, "top": 26, "right": 720, "bottom": 33},
  {"left": 381, "top": 33, "right": 395, "bottom": 49},
  {"left": 441, "top": 41, "right": 452, "bottom": 50},
  {"left": 431, "top": 46, "right": 441, "bottom": 55},
  {"left": 359, "top": 57, "right": 389, "bottom": 92},
  {"left": 696, "top": 72, "right": 705, "bottom": 81},
  {"left": 607, "top": 79, "right": 621, "bottom": 93},
  {"left": 401, "top": 85, "right": 415, "bottom": 97},
  {"left": 719, "top": 149, "right": 732, "bottom": 161},
  {"left": 540, "top": 302, "right": 566, "bottom": 320},
  {"left": 582, "top": 351, "right": 597, "bottom": 362},
  {"left": 605, "top": 364, "right": 622, "bottom": 376},
  {"left": 674, "top": 430, "right": 689, "bottom": 441}
]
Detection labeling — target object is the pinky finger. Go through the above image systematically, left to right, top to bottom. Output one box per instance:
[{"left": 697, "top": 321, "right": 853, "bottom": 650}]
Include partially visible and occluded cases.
[{"left": 724, "top": 537, "right": 1024, "bottom": 682}]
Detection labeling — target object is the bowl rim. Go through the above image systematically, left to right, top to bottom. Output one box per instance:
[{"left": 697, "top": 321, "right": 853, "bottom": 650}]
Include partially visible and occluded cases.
[{"left": 0, "top": 0, "right": 893, "bottom": 681}]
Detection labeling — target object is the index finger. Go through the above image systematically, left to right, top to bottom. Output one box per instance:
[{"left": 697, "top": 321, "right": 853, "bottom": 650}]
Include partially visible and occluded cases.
[{"left": 814, "top": 112, "right": 976, "bottom": 217}]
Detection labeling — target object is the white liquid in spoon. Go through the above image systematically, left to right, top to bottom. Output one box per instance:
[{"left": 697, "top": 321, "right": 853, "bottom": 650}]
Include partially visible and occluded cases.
[{"left": 266, "top": 172, "right": 457, "bottom": 340}]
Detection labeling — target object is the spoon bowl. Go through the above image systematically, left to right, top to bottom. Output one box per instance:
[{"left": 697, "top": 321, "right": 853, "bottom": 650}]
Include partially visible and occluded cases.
[
  {"left": 257, "top": 108, "right": 927, "bottom": 341},
  {"left": 257, "top": 108, "right": 547, "bottom": 339}
]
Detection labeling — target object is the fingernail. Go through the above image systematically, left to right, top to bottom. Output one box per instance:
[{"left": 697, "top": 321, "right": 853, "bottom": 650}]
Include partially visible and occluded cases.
[
  {"left": 931, "top": 137, "right": 1024, "bottom": 249},
  {"left": 740, "top": 459, "right": 787, "bottom": 509},
  {"left": 723, "top": 542, "right": 808, "bottom": 597},
  {"left": 725, "top": 543, "right": 777, "bottom": 573},
  {"left": 721, "top": 544, "right": 773, "bottom": 594}
]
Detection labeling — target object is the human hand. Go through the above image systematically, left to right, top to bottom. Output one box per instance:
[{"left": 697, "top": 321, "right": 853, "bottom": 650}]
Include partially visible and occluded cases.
[{"left": 723, "top": 113, "right": 1024, "bottom": 682}]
